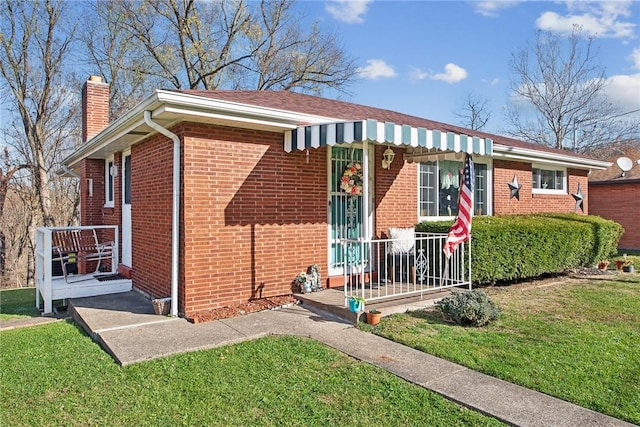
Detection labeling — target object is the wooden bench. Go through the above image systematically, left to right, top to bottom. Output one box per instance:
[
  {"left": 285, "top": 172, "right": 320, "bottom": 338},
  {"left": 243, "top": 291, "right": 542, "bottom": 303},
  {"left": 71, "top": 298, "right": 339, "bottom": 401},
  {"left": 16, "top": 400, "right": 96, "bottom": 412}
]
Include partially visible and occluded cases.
[{"left": 51, "top": 228, "right": 115, "bottom": 282}]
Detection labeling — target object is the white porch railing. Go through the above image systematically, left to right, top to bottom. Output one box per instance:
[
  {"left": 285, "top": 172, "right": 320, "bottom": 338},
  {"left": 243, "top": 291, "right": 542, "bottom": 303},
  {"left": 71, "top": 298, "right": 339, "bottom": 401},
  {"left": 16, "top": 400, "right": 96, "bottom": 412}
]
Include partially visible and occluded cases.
[
  {"left": 35, "top": 226, "right": 125, "bottom": 314},
  {"left": 342, "top": 232, "right": 471, "bottom": 305}
]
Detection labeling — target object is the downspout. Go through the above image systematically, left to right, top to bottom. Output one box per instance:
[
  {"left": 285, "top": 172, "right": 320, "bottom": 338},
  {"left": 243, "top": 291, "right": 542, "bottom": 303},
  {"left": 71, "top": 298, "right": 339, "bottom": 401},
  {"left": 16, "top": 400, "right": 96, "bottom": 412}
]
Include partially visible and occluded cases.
[{"left": 143, "top": 111, "right": 180, "bottom": 317}]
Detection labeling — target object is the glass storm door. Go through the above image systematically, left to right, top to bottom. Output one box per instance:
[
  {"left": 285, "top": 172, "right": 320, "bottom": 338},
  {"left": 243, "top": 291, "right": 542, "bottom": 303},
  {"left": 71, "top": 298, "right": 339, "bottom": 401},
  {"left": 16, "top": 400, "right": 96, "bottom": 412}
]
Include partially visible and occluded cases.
[{"left": 329, "top": 146, "right": 366, "bottom": 275}]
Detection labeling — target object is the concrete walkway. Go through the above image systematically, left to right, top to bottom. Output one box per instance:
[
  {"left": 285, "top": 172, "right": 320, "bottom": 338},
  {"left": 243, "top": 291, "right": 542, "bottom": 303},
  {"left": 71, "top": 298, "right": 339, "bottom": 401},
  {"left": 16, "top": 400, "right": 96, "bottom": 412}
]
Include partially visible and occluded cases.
[{"left": 64, "top": 291, "right": 633, "bottom": 427}]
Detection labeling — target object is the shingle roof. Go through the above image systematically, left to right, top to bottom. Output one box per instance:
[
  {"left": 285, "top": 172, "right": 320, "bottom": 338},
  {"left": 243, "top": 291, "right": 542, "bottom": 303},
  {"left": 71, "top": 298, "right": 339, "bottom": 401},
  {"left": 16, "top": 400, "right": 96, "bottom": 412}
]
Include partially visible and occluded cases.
[
  {"left": 175, "top": 90, "right": 600, "bottom": 162},
  {"left": 588, "top": 146, "right": 640, "bottom": 182}
]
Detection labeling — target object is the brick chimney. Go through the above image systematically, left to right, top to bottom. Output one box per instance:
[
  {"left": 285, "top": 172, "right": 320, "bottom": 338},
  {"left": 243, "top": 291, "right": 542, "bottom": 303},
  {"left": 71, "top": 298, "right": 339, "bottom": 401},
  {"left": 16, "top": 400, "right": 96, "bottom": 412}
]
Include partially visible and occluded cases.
[{"left": 82, "top": 75, "right": 110, "bottom": 141}]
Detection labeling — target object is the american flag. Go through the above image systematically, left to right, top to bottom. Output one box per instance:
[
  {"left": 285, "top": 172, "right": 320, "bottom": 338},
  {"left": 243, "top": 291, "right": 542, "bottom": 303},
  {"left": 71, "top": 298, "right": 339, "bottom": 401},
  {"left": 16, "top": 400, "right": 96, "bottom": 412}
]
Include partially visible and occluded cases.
[{"left": 443, "top": 154, "right": 474, "bottom": 258}]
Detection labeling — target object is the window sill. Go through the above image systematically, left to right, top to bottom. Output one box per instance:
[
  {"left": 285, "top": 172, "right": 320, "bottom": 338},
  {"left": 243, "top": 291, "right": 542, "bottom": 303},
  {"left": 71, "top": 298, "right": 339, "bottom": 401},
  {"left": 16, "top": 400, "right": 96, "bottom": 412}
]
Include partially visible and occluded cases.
[{"left": 532, "top": 189, "right": 567, "bottom": 196}]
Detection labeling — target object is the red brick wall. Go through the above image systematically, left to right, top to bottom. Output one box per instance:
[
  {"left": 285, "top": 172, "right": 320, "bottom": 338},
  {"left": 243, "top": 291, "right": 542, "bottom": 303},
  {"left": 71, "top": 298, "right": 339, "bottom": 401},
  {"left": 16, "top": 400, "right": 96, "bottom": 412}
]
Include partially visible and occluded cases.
[
  {"left": 178, "top": 123, "right": 327, "bottom": 316},
  {"left": 129, "top": 134, "right": 175, "bottom": 301},
  {"left": 375, "top": 145, "right": 418, "bottom": 236},
  {"left": 80, "top": 159, "right": 105, "bottom": 226},
  {"left": 493, "top": 160, "right": 589, "bottom": 215},
  {"left": 589, "top": 182, "right": 640, "bottom": 250}
]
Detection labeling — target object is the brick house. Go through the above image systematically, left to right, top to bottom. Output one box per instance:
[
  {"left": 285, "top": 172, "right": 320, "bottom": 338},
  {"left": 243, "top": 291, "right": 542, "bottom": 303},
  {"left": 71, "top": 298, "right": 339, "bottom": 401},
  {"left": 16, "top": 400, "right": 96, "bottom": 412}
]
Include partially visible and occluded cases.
[
  {"left": 60, "top": 76, "right": 610, "bottom": 319},
  {"left": 588, "top": 147, "right": 640, "bottom": 250}
]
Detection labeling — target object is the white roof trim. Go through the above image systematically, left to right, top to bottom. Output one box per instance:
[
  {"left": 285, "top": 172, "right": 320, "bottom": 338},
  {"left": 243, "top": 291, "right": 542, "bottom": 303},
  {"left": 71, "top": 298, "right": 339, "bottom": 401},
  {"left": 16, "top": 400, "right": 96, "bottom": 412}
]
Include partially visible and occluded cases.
[
  {"left": 63, "top": 90, "right": 338, "bottom": 168},
  {"left": 492, "top": 144, "right": 611, "bottom": 170}
]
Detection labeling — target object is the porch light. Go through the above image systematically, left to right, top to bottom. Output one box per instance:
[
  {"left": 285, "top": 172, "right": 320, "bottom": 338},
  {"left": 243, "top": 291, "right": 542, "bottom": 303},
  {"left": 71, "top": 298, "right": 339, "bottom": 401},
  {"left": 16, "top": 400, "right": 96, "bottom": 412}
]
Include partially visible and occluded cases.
[{"left": 382, "top": 147, "right": 395, "bottom": 169}]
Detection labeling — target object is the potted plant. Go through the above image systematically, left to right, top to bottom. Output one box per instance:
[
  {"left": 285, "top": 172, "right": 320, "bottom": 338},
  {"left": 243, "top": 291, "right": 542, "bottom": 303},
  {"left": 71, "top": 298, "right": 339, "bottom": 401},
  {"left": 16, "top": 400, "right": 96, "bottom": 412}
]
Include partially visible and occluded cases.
[
  {"left": 622, "top": 260, "right": 634, "bottom": 273},
  {"left": 348, "top": 296, "right": 365, "bottom": 313},
  {"left": 366, "top": 308, "right": 382, "bottom": 326}
]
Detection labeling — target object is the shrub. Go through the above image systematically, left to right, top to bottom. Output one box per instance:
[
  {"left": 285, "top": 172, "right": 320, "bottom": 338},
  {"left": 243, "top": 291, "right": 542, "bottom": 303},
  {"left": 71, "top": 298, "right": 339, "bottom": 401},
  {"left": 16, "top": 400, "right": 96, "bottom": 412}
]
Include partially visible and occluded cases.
[
  {"left": 417, "top": 214, "right": 623, "bottom": 285},
  {"left": 435, "top": 290, "right": 500, "bottom": 327}
]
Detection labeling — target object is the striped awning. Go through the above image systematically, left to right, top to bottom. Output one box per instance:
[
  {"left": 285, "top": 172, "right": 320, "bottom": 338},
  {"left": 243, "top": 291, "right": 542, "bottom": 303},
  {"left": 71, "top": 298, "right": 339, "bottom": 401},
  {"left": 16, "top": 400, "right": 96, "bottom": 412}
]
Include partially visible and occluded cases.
[{"left": 284, "top": 119, "right": 493, "bottom": 155}]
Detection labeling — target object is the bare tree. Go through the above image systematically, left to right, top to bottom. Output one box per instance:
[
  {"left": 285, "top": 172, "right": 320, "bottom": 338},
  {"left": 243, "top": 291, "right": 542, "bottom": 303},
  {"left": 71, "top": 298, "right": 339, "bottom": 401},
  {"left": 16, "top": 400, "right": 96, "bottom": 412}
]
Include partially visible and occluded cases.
[
  {"left": 0, "top": 0, "right": 80, "bottom": 286},
  {"left": 0, "top": 0, "right": 78, "bottom": 226},
  {"left": 88, "top": 0, "right": 358, "bottom": 93},
  {"left": 81, "top": 1, "right": 163, "bottom": 119},
  {"left": 506, "top": 26, "right": 637, "bottom": 150},
  {"left": 454, "top": 93, "right": 491, "bottom": 131},
  {"left": 0, "top": 147, "right": 27, "bottom": 276}
]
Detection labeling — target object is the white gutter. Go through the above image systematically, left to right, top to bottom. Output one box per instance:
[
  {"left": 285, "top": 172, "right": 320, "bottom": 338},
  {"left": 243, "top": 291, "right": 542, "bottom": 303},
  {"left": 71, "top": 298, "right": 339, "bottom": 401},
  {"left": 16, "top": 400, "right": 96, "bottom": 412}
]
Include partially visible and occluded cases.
[
  {"left": 154, "top": 90, "right": 333, "bottom": 125},
  {"left": 143, "top": 111, "right": 180, "bottom": 317},
  {"left": 492, "top": 144, "right": 612, "bottom": 170}
]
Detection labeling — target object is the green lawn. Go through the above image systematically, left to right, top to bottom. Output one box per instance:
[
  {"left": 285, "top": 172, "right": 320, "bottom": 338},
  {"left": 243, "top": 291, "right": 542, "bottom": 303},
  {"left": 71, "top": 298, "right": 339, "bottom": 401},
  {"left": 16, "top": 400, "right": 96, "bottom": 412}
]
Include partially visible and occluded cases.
[
  {"left": 371, "top": 275, "right": 640, "bottom": 425},
  {"left": 0, "top": 288, "right": 41, "bottom": 319},
  {"left": 0, "top": 301, "right": 503, "bottom": 426}
]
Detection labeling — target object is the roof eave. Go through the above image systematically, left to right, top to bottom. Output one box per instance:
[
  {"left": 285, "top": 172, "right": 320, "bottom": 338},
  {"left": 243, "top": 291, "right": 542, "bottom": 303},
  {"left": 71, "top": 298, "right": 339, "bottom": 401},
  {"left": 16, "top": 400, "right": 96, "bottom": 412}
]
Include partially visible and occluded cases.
[
  {"left": 62, "top": 90, "right": 338, "bottom": 169},
  {"left": 63, "top": 91, "right": 164, "bottom": 169},
  {"left": 492, "top": 144, "right": 612, "bottom": 170}
]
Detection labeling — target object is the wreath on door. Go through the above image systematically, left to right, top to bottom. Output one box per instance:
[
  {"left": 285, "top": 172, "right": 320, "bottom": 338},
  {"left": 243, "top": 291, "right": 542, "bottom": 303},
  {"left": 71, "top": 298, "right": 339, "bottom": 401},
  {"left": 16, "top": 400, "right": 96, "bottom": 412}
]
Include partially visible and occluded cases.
[{"left": 340, "top": 163, "right": 363, "bottom": 196}]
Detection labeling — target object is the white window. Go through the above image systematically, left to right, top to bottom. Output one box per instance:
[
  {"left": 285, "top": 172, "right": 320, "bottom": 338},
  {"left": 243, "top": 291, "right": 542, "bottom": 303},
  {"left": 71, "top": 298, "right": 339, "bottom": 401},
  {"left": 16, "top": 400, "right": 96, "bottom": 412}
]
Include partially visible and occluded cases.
[
  {"left": 105, "top": 156, "right": 115, "bottom": 207},
  {"left": 418, "top": 157, "right": 490, "bottom": 219},
  {"left": 532, "top": 165, "right": 566, "bottom": 193}
]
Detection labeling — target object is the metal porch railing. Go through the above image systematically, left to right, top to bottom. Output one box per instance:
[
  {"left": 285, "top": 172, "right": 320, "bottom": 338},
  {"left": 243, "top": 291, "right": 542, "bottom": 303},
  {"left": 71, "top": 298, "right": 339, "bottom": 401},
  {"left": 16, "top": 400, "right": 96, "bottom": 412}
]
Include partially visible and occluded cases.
[{"left": 342, "top": 232, "right": 471, "bottom": 306}]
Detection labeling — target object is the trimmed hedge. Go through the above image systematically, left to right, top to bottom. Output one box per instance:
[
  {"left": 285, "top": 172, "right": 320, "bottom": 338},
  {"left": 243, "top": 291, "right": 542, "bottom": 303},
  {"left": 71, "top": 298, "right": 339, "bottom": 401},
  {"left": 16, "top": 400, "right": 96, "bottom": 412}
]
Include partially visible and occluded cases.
[{"left": 416, "top": 214, "right": 623, "bottom": 285}]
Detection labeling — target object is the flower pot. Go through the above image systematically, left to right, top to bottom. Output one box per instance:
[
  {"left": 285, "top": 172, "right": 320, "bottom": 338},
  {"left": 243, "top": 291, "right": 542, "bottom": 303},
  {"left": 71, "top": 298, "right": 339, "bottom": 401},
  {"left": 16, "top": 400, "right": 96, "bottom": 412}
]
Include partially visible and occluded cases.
[
  {"left": 623, "top": 265, "right": 634, "bottom": 273},
  {"left": 152, "top": 297, "right": 171, "bottom": 315},
  {"left": 348, "top": 299, "right": 364, "bottom": 313},
  {"left": 366, "top": 311, "right": 382, "bottom": 326}
]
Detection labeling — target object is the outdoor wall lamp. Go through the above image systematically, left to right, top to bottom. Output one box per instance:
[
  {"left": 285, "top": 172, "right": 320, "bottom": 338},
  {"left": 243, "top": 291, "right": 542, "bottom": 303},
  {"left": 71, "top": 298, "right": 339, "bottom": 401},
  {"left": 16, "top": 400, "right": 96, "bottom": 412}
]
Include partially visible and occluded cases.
[{"left": 382, "top": 147, "right": 395, "bottom": 169}]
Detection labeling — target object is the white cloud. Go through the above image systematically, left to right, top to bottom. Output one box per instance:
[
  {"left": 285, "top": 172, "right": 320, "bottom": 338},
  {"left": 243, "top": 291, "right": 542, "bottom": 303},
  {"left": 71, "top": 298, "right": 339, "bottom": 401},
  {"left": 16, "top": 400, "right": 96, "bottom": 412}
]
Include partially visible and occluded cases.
[
  {"left": 325, "top": 0, "right": 372, "bottom": 24},
  {"left": 473, "top": 1, "right": 522, "bottom": 17},
  {"left": 536, "top": 2, "right": 636, "bottom": 38},
  {"left": 629, "top": 48, "right": 640, "bottom": 70},
  {"left": 357, "top": 59, "right": 396, "bottom": 80},
  {"left": 430, "top": 63, "right": 468, "bottom": 84},
  {"left": 409, "top": 67, "right": 428, "bottom": 81},
  {"left": 603, "top": 73, "right": 640, "bottom": 112},
  {"left": 483, "top": 77, "right": 500, "bottom": 86}
]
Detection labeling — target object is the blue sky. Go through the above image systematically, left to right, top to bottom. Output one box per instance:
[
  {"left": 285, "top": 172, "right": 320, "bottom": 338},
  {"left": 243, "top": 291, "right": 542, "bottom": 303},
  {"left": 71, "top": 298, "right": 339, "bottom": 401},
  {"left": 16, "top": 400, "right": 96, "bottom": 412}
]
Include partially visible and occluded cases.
[{"left": 294, "top": 1, "right": 640, "bottom": 134}]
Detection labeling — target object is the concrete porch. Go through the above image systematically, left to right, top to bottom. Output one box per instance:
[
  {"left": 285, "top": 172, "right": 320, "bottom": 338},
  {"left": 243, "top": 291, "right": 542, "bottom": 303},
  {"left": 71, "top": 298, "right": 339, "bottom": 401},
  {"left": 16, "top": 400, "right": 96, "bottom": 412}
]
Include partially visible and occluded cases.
[{"left": 294, "top": 287, "right": 452, "bottom": 324}]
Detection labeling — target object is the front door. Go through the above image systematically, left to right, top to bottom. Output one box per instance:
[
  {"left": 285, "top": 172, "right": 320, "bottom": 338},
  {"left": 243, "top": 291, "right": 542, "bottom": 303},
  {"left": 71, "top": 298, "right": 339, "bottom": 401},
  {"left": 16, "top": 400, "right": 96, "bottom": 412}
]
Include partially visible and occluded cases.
[
  {"left": 328, "top": 146, "right": 372, "bottom": 275},
  {"left": 122, "top": 150, "right": 132, "bottom": 267}
]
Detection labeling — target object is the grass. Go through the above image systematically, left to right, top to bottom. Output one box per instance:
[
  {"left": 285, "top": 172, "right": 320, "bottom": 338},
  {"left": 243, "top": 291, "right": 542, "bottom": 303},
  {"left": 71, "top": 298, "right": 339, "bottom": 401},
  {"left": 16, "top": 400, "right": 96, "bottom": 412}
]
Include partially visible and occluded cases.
[
  {"left": 371, "top": 274, "right": 640, "bottom": 425},
  {"left": 0, "top": 288, "right": 41, "bottom": 319},
  {"left": 0, "top": 303, "right": 503, "bottom": 426}
]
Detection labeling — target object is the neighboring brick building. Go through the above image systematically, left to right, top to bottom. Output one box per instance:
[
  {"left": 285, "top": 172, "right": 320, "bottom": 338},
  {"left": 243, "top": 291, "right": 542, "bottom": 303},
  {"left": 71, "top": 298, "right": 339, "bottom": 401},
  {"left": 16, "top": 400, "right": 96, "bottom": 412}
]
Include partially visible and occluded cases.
[
  {"left": 61, "top": 76, "right": 610, "bottom": 319},
  {"left": 589, "top": 147, "right": 640, "bottom": 250}
]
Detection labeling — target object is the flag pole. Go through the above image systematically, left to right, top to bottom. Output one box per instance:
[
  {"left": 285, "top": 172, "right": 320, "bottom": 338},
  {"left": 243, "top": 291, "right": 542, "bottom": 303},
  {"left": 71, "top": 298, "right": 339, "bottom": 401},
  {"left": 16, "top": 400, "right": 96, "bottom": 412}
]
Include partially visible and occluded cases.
[{"left": 442, "top": 153, "right": 474, "bottom": 287}]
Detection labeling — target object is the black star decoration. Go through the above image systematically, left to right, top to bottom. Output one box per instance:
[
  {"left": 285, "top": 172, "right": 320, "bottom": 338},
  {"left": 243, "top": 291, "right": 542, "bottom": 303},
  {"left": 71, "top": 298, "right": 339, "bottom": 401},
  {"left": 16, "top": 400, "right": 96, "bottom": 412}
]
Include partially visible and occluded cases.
[
  {"left": 508, "top": 174, "right": 522, "bottom": 200},
  {"left": 572, "top": 183, "right": 585, "bottom": 212}
]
